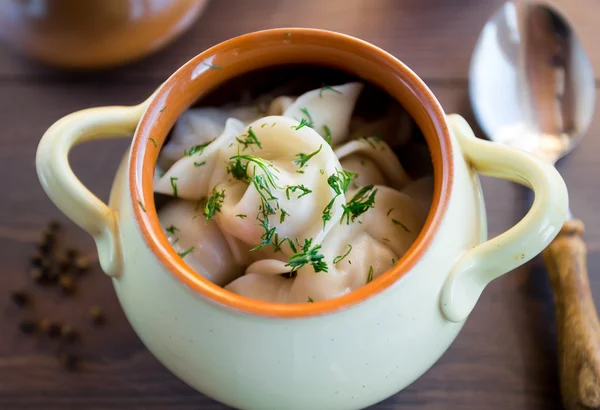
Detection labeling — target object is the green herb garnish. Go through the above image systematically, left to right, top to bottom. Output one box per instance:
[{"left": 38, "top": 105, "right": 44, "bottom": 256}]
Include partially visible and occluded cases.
[
  {"left": 285, "top": 32, "right": 292, "bottom": 38},
  {"left": 203, "top": 62, "right": 222, "bottom": 69},
  {"left": 319, "top": 85, "right": 342, "bottom": 98},
  {"left": 299, "top": 107, "right": 314, "bottom": 128},
  {"left": 295, "top": 118, "right": 309, "bottom": 130},
  {"left": 323, "top": 125, "right": 332, "bottom": 145},
  {"left": 236, "top": 127, "right": 262, "bottom": 151},
  {"left": 149, "top": 138, "right": 158, "bottom": 147},
  {"left": 184, "top": 142, "right": 210, "bottom": 156},
  {"left": 293, "top": 145, "right": 322, "bottom": 168},
  {"left": 194, "top": 161, "right": 206, "bottom": 167},
  {"left": 321, "top": 170, "right": 356, "bottom": 228},
  {"left": 170, "top": 177, "right": 179, "bottom": 198},
  {"left": 285, "top": 184, "right": 312, "bottom": 200},
  {"left": 341, "top": 185, "right": 377, "bottom": 224},
  {"left": 203, "top": 190, "right": 225, "bottom": 222},
  {"left": 137, "top": 201, "right": 146, "bottom": 212},
  {"left": 280, "top": 208, "right": 290, "bottom": 223},
  {"left": 387, "top": 208, "right": 394, "bottom": 216},
  {"left": 235, "top": 214, "right": 247, "bottom": 219},
  {"left": 392, "top": 219, "right": 410, "bottom": 232},
  {"left": 166, "top": 225, "right": 179, "bottom": 235},
  {"left": 272, "top": 234, "right": 298, "bottom": 253},
  {"left": 285, "top": 238, "right": 328, "bottom": 273},
  {"left": 333, "top": 244, "right": 352, "bottom": 264},
  {"left": 178, "top": 247, "right": 195, "bottom": 258},
  {"left": 392, "top": 258, "right": 396, "bottom": 265},
  {"left": 366, "top": 266, "right": 374, "bottom": 283},
  {"left": 307, "top": 296, "right": 314, "bottom": 303}
]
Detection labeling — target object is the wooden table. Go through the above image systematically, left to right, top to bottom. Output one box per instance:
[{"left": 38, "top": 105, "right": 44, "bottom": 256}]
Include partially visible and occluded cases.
[{"left": 1, "top": 1, "right": 599, "bottom": 409}]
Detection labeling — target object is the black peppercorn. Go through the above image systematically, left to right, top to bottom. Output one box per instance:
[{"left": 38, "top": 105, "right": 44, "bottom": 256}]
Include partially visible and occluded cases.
[
  {"left": 74, "top": 256, "right": 90, "bottom": 274},
  {"left": 58, "top": 275, "right": 75, "bottom": 294},
  {"left": 10, "top": 290, "right": 29, "bottom": 307},
  {"left": 89, "top": 307, "right": 105, "bottom": 325},
  {"left": 19, "top": 319, "right": 37, "bottom": 334},
  {"left": 40, "top": 319, "right": 61, "bottom": 338},
  {"left": 60, "top": 325, "right": 78, "bottom": 342},
  {"left": 58, "top": 352, "right": 78, "bottom": 371}
]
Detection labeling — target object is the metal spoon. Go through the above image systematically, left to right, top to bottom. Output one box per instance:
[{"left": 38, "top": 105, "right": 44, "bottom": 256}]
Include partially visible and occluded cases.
[{"left": 469, "top": 2, "right": 599, "bottom": 409}]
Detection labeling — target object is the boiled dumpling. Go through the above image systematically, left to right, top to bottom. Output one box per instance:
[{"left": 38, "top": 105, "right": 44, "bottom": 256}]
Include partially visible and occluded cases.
[
  {"left": 283, "top": 82, "right": 363, "bottom": 146},
  {"left": 211, "top": 115, "right": 346, "bottom": 254},
  {"left": 154, "top": 118, "right": 245, "bottom": 200},
  {"left": 336, "top": 138, "right": 410, "bottom": 190},
  {"left": 158, "top": 200, "right": 243, "bottom": 286}
]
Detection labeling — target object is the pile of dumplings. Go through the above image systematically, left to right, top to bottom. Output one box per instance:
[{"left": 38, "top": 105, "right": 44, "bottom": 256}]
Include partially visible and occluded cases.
[{"left": 154, "top": 83, "right": 433, "bottom": 304}]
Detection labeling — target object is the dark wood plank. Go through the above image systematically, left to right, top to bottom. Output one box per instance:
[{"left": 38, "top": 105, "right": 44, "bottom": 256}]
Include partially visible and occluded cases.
[
  {"left": 0, "top": 0, "right": 598, "bottom": 82},
  {"left": 0, "top": 77, "right": 598, "bottom": 409}
]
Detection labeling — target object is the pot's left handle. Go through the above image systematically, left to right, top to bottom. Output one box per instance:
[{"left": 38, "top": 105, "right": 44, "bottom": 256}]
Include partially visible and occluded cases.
[
  {"left": 36, "top": 101, "right": 149, "bottom": 277},
  {"left": 440, "top": 114, "right": 569, "bottom": 323}
]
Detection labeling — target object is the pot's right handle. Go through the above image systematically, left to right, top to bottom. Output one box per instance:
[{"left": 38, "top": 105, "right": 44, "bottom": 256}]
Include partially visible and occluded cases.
[
  {"left": 36, "top": 101, "right": 149, "bottom": 277},
  {"left": 440, "top": 114, "right": 568, "bottom": 323}
]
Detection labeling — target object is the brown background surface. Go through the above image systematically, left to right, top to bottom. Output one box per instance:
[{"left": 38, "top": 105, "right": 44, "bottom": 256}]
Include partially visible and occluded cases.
[{"left": 1, "top": 0, "right": 599, "bottom": 409}]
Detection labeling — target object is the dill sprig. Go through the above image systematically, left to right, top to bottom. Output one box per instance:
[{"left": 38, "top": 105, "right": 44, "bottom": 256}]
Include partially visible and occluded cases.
[
  {"left": 203, "top": 62, "right": 222, "bottom": 69},
  {"left": 319, "top": 85, "right": 342, "bottom": 98},
  {"left": 300, "top": 107, "right": 314, "bottom": 128},
  {"left": 295, "top": 118, "right": 309, "bottom": 130},
  {"left": 323, "top": 125, "right": 332, "bottom": 145},
  {"left": 236, "top": 127, "right": 262, "bottom": 151},
  {"left": 184, "top": 142, "right": 210, "bottom": 156},
  {"left": 293, "top": 145, "right": 322, "bottom": 168},
  {"left": 194, "top": 161, "right": 206, "bottom": 167},
  {"left": 321, "top": 170, "right": 356, "bottom": 228},
  {"left": 170, "top": 177, "right": 178, "bottom": 198},
  {"left": 285, "top": 184, "right": 313, "bottom": 200},
  {"left": 341, "top": 185, "right": 378, "bottom": 224},
  {"left": 203, "top": 189, "right": 225, "bottom": 222},
  {"left": 137, "top": 201, "right": 146, "bottom": 212},
  {"left": 280, "top": 208, "right": 290, "bottom": 223},
  {"left": 235, "top": 214, "right": 247, "bottom": 219},
  {"left": 392, "top": 219, "right": 411, "bottom": 232},
  {"left": 165, "top": 225, "right": 179, "bottom": 235},
  {"left": 272, "top": 234, "right": 298, "bottom": 253},
  {"left": 285, "top": 238, "right": 328, "bottom": 273},
  {"left": 333, "top": 244, "right": 352, "bottom": 264},
  {"left": 178, "top": 247, "right": 195, "bottom": 258},
  {"left": 366, "top": 266, "right": 374, "bottom": 283},
  {"left": 307, "top": 296, "right": 314, "bottom": 303}
]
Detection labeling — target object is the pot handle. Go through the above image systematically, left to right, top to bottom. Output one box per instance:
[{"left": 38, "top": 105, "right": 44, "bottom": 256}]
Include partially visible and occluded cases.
[
  {"left": 36, "top": 101, "right": 149, "bottom": 277},
  {"left": 440, "top": 114, "right": 568, "bottom": 323}
]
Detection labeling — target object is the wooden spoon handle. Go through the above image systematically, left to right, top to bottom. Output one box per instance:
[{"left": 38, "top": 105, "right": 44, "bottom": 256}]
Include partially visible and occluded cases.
[{"left": 543, "top": 219, "right": 600, "bottom": 410}]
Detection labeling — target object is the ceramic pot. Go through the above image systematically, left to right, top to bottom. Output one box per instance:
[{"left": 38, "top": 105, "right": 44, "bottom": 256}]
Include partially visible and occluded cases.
[
  {"left": 0, "top": 0, "right": 209, "bottom": 69},
  {"left": 36, "top": 29, "right": 568, "bottom": 410}
]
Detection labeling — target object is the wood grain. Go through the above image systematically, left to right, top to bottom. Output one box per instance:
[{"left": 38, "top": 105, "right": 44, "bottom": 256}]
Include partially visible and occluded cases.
[
  {"left": 0, "top": 1, "right": 598, "bottom": 409},
  {"left": 543, "top": 220, "right": 600, "bottom": 410}
]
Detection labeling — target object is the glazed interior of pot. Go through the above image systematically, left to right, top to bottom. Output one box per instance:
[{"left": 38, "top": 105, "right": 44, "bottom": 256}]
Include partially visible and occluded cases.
[{"left": 130, "top": 28, "right": 453, "bottom": 317}]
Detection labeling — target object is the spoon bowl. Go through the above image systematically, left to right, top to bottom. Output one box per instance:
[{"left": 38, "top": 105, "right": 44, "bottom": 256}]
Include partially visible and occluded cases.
[{"left": 469, "top": 1, "right": 595, "bottom": 163}]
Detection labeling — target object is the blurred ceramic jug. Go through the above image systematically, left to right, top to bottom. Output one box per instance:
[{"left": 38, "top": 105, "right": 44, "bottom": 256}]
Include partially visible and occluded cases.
[{"left": 0, "top": 0, "right": 209, "bottom": 69}]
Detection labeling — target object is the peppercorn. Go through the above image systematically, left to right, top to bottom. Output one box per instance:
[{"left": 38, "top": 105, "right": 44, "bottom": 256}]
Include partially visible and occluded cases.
[{"left": 10, "top": 290, "right": 29, "bottom": 307}]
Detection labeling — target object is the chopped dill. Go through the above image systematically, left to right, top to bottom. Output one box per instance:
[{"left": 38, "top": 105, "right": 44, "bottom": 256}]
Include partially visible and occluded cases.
[
  {"left": 285, "top": 32, "right": 292, "bottom": 38},
  {"left": 203, "top": 62, "right": 222, "bottom": 69},
  {"left": 319, "top": 85, "right": 342, "bottom": 98},
  {"left": 299, "top": 107, "right": 314, "bottom": 128},
  {"left": 295, "top": 118, "right": 309, "bottom": 130},
  {"left": 261, "top": 123, "right": 268, "bottom": 128},
  {"left": 323, "top": 125, "right": 332, "bottom": 145},
  {"left": 236, "top": 127, "right": 262, "bottom": 151},
  {"left": 149, "top": 138, "right": 158, "bottom": 147},
  {"left": 184, "top": 142, "right": 210, "bottom": 156},
  {"left": 293, "top": 145, "right": 322, "bottom": 168},
  {"left": 194, "top": 161, "right": 206, "bottom": 167},
  {"left": 296, "top": 170, "right": 305, "bottom": 174},
  {"left": 322, "top": 170, "right": 356, "bottom": 227},
  {"left": 170, "top": 177, "right": 179, "bottom": 198},
  {"left": 285, "top": 184, "right": 312, "bottom": 200},
  {"left": 341, "top": 185, "right": 378, "bottom": 224},
  {"left": 203, "top": 190, "right": 225, "bottom": 222},
  {"left": 137, "top": 201, "right": 146, "bottom": 212},
  {"left": 280, "top": 208, "right": 290, "bottom": 223},
  {"left": 387, "top": 208, "right": 394, "bottom": 216},
  {"left": 235, "top": 214, "right": 247, "bottom": 219},
  {"left": 392, "top": 219, "right": 410, "bottom": 232},
  {"left": 165, "top": 225, "right": 179, "bottom": 235},
  {"left": 272, "top": 234, "right": 298, "bottom": 253},
  {"left": 285, "top": 238, "right": 328, "bottom": 273},
  {"left": 333, "top": 244, "right": 352, "bottom": 264},
  {"left": 178, "top": 247, "right": 195, "bottom": 258},
  {"left": 392, "top": 258, "right": 396, "bottom": 265},
  {"left": 366, "top": 266, "right": 374, "bottom": 283},
  {"left": 307, "top": 296, "right": 314, "bottom": 303}
]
